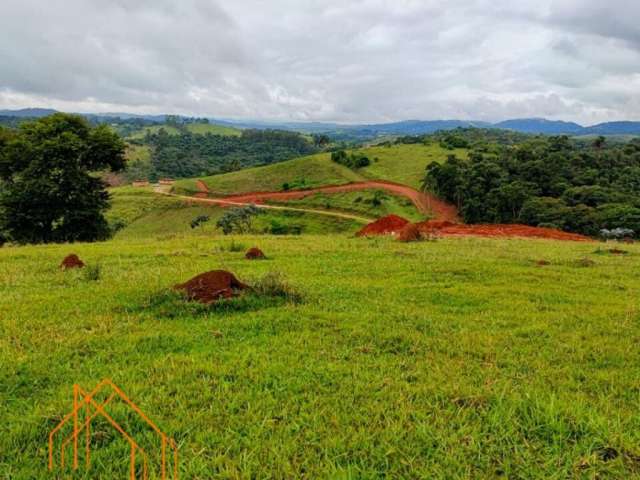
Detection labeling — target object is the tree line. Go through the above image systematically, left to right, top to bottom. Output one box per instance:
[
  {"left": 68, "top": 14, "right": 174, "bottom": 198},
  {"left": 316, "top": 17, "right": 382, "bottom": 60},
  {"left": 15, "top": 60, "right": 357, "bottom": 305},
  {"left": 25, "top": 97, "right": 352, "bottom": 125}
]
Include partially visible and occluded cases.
[
  {"left": 142, "top": 128, "right": 318, "bottom": 179},
  {"left": 423, "top": 132, "right": 640, "bottom": 235}
]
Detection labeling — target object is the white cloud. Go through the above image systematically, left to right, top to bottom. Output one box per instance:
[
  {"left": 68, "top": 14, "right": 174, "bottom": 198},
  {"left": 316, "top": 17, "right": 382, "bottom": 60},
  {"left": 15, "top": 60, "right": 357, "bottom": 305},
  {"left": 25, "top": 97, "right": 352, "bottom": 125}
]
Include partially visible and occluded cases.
[{"left": 0, "top": 0, "right": 638, "bottom": 124}]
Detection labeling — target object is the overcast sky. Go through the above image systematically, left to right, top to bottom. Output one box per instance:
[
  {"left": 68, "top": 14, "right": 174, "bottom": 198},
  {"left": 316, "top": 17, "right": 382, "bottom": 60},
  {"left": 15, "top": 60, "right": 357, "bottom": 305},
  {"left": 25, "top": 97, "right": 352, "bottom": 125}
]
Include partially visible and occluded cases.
[{"left": 1, "top": 0, "right": 639, "bottom": 124}]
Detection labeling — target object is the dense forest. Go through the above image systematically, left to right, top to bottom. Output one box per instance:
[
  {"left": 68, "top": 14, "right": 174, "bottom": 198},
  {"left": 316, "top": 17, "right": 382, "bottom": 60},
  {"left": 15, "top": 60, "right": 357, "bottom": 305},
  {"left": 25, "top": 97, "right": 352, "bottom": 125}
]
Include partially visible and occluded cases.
[
  {"left": 140, "top": 128, "right": 318, "bottom": 179},
  {"left": 421, "top": 130, "right": 640, "bottom": 235}
]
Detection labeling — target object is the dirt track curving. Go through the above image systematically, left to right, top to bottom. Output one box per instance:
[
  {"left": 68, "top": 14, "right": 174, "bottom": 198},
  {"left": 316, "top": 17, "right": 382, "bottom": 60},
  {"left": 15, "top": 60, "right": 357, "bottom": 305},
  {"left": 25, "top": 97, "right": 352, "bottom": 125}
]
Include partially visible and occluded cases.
[
  {"left": 193, "top": 180, "right": 459, "bottom": 222},
  {"left": 156, "top": 187, "right": 375, "bottom": 223}
]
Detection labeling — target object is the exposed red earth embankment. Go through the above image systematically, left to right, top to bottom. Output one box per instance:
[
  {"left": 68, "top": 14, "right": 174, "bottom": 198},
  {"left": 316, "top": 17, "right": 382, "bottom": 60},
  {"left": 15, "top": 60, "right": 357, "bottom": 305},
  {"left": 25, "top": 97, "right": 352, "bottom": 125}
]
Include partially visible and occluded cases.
[
  {"left": 195, "top": 179, "right": 460, "bottom": 222},
  {"left": 356, "top": 214, "right": 410, "bottom": 236},
  {"left": 357, "top": 216, "right": 590, "bottom": 241},
  {"left": 414, "top": 220, "right": 590, "bottom": 241}
]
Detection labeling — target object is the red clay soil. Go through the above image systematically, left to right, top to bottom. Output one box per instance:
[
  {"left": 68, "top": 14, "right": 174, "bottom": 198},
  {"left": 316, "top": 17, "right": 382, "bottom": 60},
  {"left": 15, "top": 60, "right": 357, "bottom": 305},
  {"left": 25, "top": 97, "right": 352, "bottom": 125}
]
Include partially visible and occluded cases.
[
  {"left": 194, "top": 180, "right": 210, "bottom": 199},
  {"left": 199, "top": 180, "right": 460, "bottom": 222},
  {"left": 356, "top": 214, "right": 410, "bottom": 237},
  {"left": 413, "top": 220, "right": 590, "bottom": 242},
  {"left": 396, "top": 223, "right": 423, "bottom": 242},
  {"left": 245, "top": 247, "right": 266, "bottom": 259},
  {"left": 60, "top": 254, "right": 85, "bottom": 270},
  {"left": 174, "top": 270, "right": 248, "bottom": 304}
]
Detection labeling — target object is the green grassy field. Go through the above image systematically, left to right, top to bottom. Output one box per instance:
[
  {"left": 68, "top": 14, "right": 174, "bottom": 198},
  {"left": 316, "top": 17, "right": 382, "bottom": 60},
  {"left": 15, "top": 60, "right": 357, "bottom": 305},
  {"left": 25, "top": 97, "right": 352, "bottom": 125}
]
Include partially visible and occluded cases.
[
  {"left": 126, "top": 123, "right": 241, "bottom": 140},
  {"left": 175, "top": 143, "right": 468, "bottom": 196},
  {"left": 357, "top": 143, "right": 469, "bottom": 189},
  {"left": 174, "top": 153, "right": 363, "bottom": 196},
  {"left": 107, "top": 187, "right": 361, "bottom": 239},
  {"left": 268, "top": 190, "right": 425, "bottom": 222},
  {"left": 2, "top": 227, "right": 640, "bottom": 478}
]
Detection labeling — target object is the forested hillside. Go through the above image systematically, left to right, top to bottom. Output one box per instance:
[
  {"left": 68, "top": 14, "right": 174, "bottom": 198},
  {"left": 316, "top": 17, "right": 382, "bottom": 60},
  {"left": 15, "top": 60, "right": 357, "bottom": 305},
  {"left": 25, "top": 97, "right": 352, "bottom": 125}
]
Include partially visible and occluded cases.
[
  {"left": 140, "top": 128, "right": 319, "bottom": 179},
  {"left": 423, "top": 130, "right": 640, "bottom": 235}
]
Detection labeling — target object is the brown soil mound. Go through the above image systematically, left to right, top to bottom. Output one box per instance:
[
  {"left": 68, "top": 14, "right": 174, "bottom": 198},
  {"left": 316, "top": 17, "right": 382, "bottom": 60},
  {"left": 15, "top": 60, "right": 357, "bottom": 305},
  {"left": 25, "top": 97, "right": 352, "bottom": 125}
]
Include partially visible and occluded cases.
[
  {"left": 356, "top": 214, "right": 410, "bottom": 237},
  {"left": 413, "top": 221, "right": 590, "bottom": 242},
  {"left": 397, "top": 223, "right": 423, "bottom": 242},
  {"left": 245, "top": 247, "right": 266, "bottom": 259},
  {"left": 60, "top": 254, "right": 85, "bottom": 270},
  {"left": 174, "top": 270, "right": 248, "bottom": 304}
]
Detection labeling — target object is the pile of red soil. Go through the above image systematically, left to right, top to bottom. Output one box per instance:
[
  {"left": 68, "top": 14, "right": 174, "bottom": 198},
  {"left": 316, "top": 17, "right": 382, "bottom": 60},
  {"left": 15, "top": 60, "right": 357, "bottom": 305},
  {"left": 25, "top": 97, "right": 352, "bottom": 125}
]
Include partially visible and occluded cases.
[
  {"left": 356, "top": 215, "right": 410, "bottom": 237},
  {"left": 412, "top": 221, "right": 590, "bottom": 242},
  {"left": 397, "top": 223, "right": 423, "bottom": 242},
  {"left": 245, "top": 247, "right": 266, "bottom": 260},
  {"left": 60, "top": 254, "right": 85, "bottom": 270},
  {"left": 174, "top": 270, "right": 248, "bottom": 305}
]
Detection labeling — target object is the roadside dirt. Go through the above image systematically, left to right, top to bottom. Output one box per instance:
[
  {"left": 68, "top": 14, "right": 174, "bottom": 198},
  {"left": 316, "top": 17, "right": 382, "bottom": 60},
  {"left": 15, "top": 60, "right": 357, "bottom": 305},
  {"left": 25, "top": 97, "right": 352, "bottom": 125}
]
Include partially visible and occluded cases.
[
  {"left": 193, "top": 180, "right": 460, "bottom": 222},
  {"left": 194, "top": 180, "right": 210, "bottom": 199},
  {"left": 157, "top": 188, "right": 374, "bottom": 223},
  {"left": 356, "top": 214, "right": 410, "bottom": 237},
  {"left": 413, "top": 220, "right": 590, "bottom": 241}
]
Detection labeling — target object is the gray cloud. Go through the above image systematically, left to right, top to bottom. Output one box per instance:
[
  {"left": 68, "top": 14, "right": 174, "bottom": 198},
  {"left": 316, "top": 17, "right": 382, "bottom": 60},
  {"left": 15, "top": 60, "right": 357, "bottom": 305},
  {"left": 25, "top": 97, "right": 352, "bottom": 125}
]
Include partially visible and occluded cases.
[{"left": 0, "top": 0, "right": 638, "bottom": 124}]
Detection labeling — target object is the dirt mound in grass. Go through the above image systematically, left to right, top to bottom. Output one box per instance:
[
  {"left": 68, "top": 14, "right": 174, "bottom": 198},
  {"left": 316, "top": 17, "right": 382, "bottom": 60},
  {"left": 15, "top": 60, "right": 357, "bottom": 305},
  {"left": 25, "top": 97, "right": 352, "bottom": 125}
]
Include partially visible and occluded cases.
[
  {"left": 356, "top": 215, "right": 410, "bottom": 237},
  {"left": 413, "top": 221, "right": 590, "bottom": 241},
  {"left": 397, "top": 223, "right": 423, "bottom": 242},
  {"left": 245, "top": 247, "right": 266, "bottom": 260},
  {"left": 60, "top": 254, "right": 85, "bottom": 270},
  {"left": 174, "top": 270, "right": 249, "bottom": 304}
]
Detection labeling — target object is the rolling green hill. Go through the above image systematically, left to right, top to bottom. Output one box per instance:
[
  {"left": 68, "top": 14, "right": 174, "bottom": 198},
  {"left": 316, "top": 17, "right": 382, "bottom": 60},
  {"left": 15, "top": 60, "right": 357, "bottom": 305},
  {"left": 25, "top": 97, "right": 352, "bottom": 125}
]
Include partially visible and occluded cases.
[
  {"left": 126, "top": 122, "right": 242, "bottom": 140},
  {"left": 175, "top": 143, "right": 468, "bottom": 195},
  {"left": 356, "top": 143, "right": 469, "bottom": 189},
  {"left": 174, "top": 153, "right": 362, "bottom": 195},
  {"left": 106, "top": 187, "right": 362, "bottom": 238},
  {"left": 267, "top": 190, "right": 425, "bottom": 222}
]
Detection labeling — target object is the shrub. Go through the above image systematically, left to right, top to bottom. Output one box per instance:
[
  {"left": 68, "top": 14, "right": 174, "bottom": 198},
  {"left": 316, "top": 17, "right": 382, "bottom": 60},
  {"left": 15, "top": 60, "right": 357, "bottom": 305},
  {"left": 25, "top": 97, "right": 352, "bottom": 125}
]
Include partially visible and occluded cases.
[
  {"left": 331, "top": 150, "right": 370, "bottom": 169},
  {"left": 216, "top": 205, "right": 263, "bottom": 234},
  {"left": 190, "top": 215, "right": 210, "bottom": 229},
  {"left": 267, "top": 220, "right": 303, "bottom": 235},
  {"left": 216, "top": 239, "right": 246, "bottom": 252},
  {"left": 82, "top": 264, "right": 101, "bottom": 282},
  {"left": 252, "top": 272, "right": 302, "bottom": 303}
]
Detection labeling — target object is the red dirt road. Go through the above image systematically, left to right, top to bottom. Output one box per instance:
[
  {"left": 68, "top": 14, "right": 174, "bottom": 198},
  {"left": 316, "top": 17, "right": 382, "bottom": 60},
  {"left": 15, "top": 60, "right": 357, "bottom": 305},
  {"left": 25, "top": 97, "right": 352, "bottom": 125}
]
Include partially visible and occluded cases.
[{"left": 195, "top": 180, "right": 459, "bottom": 222}]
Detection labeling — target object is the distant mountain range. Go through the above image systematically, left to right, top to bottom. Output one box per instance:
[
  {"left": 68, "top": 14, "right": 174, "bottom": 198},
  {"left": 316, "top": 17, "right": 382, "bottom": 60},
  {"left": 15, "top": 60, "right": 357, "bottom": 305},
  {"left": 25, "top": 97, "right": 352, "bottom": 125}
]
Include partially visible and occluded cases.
[{"left": 1, "top": 108, "right": 640, "bottom": 136}]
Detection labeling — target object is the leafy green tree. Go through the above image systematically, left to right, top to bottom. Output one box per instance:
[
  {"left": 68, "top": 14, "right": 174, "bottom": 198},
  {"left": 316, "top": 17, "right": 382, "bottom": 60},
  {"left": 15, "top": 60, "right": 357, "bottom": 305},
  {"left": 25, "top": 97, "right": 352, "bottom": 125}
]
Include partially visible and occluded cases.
[
  {"left": 0, "top": 114, "right": 125, "bottom": 244},
  {"left": 216, "top": 205, "right": 263, "bottom": 234}
]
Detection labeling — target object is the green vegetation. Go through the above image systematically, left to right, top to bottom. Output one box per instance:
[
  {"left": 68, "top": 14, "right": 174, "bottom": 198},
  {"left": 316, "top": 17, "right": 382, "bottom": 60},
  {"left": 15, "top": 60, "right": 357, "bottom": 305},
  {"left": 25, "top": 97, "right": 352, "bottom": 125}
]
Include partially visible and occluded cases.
[
  {"left": 0, "top": 113, "right": 125, "bottom": 244},
  {"left": 126, "top": 122, "right": 242, "bottom": 140},
  {"left": 183, "top": 123, "right": 242, "bottom": 136},
  {"left": 127, "top": 124, "right": 181, "bottom": 139},
  {"left": 145, "top": 128, "right": 318, "bottom": 180},
  {"left": 424, "top": 134, "right": 640, "bottom": 235},
  {"left": 180, "top": 143, "right": 467, "bottom": 195},
  {"left": 358, "top": 143, "right": 469, "bottom": 189},
  {"left": 331, "top": 149, "right": 371, "bottom": 169},
  {"left": 175, "top": 153, "right": 362, "bottom": 195},
  {"left": 107, "top": 187, "right": 361, "bottom": 239},
  {"left": 268, "top": 190, "right": 424, "bottom": 222},
  {"left": 2, "top": 230, "right": 640, "bottom": 477}
]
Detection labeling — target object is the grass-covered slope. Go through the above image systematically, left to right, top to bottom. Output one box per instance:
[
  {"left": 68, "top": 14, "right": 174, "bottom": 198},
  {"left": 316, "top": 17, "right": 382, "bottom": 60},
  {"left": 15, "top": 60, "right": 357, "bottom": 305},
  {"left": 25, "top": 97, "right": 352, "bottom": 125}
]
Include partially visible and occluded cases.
[
  {"left": 126, "top": 122, "right": 242, "bottom": 140},
  {"left": 175, "top": 143, "right": 468, "bottom": 196},
  {"left": 356, "top": 143, "right": 469, "bottom": 189},
  {"left": 174, "top": 153, "right": 363, "bottom": 195},
  {"left": 107, "top": 186, "right": 361, "bottom": 238},
  {"left": 267, "top": 190, "right": 425, "bottom": 222},
  {"left": 2, "top": 233, "right": 640, "bottom": 477}
]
